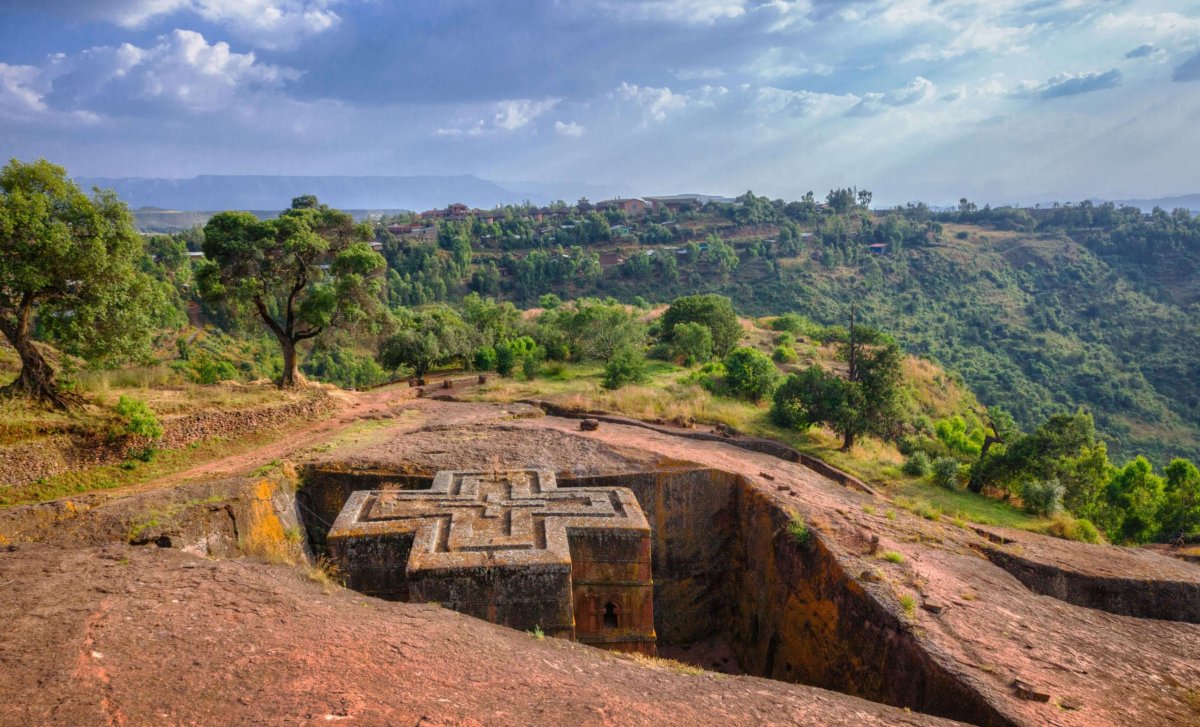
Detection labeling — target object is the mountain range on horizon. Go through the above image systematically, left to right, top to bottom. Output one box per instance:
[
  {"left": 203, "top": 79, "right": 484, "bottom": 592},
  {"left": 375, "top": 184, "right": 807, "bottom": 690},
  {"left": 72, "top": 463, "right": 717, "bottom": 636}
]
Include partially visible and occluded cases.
[{"left": 73, "top": 174, "right": 642, "bottom": 213}]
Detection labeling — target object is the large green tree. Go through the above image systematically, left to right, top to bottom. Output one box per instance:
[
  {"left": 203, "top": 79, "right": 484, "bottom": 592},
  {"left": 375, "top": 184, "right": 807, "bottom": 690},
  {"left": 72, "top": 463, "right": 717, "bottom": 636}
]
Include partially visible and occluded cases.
[
  {"left": 0, "top": 159, "right": 165, "bottom": 407},
  {"left": 198, "top": 197, "right": 384, "bottom": 388},
  {"left": 661, "top": 294, "right": 742, "bottom": 357},
  {"left": 379, "top": 306, "right": 472, "bottom": 378},
  {"left": 771, "top": 323, "right": 902, "bottom": 450}
]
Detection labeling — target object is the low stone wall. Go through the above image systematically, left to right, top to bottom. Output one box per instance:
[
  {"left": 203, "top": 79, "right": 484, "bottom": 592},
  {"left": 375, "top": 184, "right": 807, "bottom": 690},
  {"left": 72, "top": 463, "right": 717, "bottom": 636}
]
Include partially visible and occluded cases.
[{"left": 0, "top": 391, "right": 335, "bottom": 489}]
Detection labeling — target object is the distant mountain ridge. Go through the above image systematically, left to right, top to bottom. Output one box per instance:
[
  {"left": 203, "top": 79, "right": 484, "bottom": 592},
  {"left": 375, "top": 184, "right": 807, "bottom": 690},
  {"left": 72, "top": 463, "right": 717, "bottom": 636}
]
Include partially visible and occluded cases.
[
  {"left": 74, "top": 174, "right": 636, "bottom": 212},
  {"left": 1104, "top": 194, "right": 1200, "bottom": 213}
]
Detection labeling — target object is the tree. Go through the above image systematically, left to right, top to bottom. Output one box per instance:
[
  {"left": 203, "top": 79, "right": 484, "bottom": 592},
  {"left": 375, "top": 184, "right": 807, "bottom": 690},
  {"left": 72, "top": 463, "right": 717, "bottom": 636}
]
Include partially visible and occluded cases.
[
  {"left": 0, "top": 159, "right": 167, "bottom": 407},
  {"left": 198, "top": 198, "right": 385, "bottom": 388},
  {"left": 661, "top": 294, "right": 742, "bottom": 357},
  {"left": 541, "top": 299, "right": 645, "bottom": 363},
  {"left": 380, "top": 306, "right": 472, "bottom": 378},
  {"left": 770, "top": 320, "right": 902, "bottom": 450},
  {"left": 669, "top": 321, "right": 713, "bottom": 365},
  {"left": 603, "top": 346, "right": 649, "bottom": 389},
  {"left": 724, "top": 347, "right": 779, "bottom": 401},
  {"left": 771, "top": 365, "right": 847, "bottom": 430},
  {"left": 969, "top": 409, "right": 1108, "bottom": 509},
  {"left": 1099, "top": 457, "right": 1165, "bottom": 544},
  {"left": 1159, "top": 459, "right": 1200, "bottom": 542}
]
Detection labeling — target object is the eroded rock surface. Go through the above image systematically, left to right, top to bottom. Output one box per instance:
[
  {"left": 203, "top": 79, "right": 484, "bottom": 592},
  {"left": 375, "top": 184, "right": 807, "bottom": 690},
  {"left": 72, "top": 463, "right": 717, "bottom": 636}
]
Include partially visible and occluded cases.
[
  {"left": 3, "top": 398, "right": 1200, "bottom": 727},
  {"left": 0, "top": 543, "right": 958, "bottom": 727}
]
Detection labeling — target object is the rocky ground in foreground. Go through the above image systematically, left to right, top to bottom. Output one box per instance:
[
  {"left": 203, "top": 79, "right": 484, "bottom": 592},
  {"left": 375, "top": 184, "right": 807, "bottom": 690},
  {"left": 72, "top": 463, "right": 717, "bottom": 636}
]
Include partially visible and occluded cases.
[
  {"left": 2, "top": 398, "right": 1199, "bottom": 726},
  {"left": 0, "top": 544, "right": 956, "bottom": 727}
]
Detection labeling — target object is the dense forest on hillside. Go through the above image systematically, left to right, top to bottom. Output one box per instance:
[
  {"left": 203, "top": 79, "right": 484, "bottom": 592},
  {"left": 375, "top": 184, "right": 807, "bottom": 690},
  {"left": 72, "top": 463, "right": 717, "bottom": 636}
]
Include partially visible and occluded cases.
[{"left": 379, "top": 195, "right": 1198, "bottom": 464}]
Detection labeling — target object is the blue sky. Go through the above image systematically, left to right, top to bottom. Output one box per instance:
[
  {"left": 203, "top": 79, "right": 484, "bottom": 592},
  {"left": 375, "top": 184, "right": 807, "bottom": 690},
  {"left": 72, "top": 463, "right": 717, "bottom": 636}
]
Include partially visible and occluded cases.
[{"left": 0, "top": 0, "right": 1198, "bottom": 205}]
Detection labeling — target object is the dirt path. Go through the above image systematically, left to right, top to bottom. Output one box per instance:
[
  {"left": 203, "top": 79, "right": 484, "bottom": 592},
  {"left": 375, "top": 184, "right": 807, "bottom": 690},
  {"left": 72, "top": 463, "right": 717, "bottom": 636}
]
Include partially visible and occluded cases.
[{"left": 101, "top": 383, "right": 424, "bottom": 499}]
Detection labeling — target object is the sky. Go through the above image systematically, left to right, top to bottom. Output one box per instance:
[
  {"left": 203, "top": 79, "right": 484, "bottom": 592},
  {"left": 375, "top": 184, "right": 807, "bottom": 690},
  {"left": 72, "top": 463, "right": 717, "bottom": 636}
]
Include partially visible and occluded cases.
[{"left": 0, "top": 0, "right": 1198, "bottom": 206}]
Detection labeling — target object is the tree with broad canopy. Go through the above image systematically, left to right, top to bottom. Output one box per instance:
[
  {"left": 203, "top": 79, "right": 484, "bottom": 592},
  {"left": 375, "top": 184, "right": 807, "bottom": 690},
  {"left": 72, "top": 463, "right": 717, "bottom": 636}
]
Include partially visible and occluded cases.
[
  {"left": 0, "top": 159, "right": 167, "bottom": 408},
  {"left": 198, "top": 196, "right": 385, "bottom": 388}
]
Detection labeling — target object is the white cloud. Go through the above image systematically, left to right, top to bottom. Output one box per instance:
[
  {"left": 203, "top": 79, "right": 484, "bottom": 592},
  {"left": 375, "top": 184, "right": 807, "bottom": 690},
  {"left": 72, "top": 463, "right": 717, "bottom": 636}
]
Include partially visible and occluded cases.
[
  {"left": 71, "top": 0, "right": 342, "bottom": 50},
  {"left": 599, "top": 0, "right": 749, "bottom": 24},
  {"left": 4, "top": 29, "right": 298, "bottom": 121},
  {"left": 0, "top": 63, "right": 48, "bottom": 115},
  {"left": 1012, "top": 69, "right": 1122, "bottom": 99},
  {"left": 847, "top": 76, "right": 935, "bottom": 116},
  {"left": 615, "top": 82, "right": 690, "bottom": 122},
  {"left": 753, "top": 86, "right": 857, "bottom": 117},
  {"left": 493, "top": 98, "right": 559, "bottom": 131},
  {"left": 554, "top": 120, "right": 585, "bottom": 137}
]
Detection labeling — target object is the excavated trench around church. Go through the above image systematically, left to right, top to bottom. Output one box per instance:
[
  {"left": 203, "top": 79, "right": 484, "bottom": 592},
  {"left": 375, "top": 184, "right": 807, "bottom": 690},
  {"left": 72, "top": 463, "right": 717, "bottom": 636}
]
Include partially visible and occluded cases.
[{"left": 298, "top": 466, "right": 1011, "bottom": 727}]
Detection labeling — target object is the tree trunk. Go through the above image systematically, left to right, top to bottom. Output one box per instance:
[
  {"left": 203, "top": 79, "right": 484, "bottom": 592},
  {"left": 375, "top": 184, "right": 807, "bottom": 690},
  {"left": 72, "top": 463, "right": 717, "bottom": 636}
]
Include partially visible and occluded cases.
[
  {"left": 0, "top": 307, "right": 76, "bottom": 409},
  {"left": 278, "top": 337, "right": 301, "bottom": 389},
  {"left": 841, "top": 430, "right": 856, "bottom": 451}
]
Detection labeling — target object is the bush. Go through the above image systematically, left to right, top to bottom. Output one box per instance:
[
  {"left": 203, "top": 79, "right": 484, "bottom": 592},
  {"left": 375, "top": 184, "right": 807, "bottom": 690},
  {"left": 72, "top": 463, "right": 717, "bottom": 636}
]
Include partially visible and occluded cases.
[
  {"left": 955, "top": 230, "right": 969, "bottom": 240},
  {"left": 771, "top": 312, "right": 805, "bottom": 334},
  {"left": 774, "top": 332, "right": 796, "bottom": 346},
  {"left": 772, "top": 345, "right": 797, "bottom": 363},
  {"left": 522, "top": 346, "right": 545, "bottom": 380},
  {"left": 603, "top": 346, "right": 649, "bottom": 389},
  {"left": 474, "top": 347, "right": 497, "bottom": 371},
  {"left": 724, "top": 347, "right": 780, "bottom": 401},
  {"left": 302, "top": 348, "right": 388, "bottom": 390},
  {"left": 681, "top": 361, "right": 726, "bottom": 395},
  {"left": 115, "top": 396, "right": 163, "bottom": 461},
  {"left": 115, "top": 396, "right": 163, "bottom": 440},
  {"left": 902, "top": 451, "right": 932, "bottom": 477},
  {"left": 930, "top": 456, "right": 962, "bottom": 489},
  {"left": 1020, "top": 478, "right": 1065, "bottom": 516},
  {"left": 1046, "top": 513, "right": 1101, "bottom": 543}
]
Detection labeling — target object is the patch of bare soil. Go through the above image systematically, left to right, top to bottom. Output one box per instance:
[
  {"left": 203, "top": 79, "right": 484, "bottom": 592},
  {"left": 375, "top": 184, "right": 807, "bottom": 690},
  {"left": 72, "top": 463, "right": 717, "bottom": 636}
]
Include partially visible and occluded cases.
[{"left": 0, "top": 543, "right": 957, "bottom": 727}]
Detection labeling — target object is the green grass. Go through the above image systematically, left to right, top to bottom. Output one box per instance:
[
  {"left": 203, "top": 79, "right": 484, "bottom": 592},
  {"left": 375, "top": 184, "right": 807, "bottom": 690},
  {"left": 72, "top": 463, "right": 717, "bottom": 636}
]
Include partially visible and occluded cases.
[
  {"left": 469, "top": 358, "right": 1060, "bottom": 535},
  {"left": 0, "top": 429, "right": 281, "bottom": 508},
  {"left": 893, "top": 478, "right": 1041, "bottom": 531},
  {"left": 786, "top": 516, "right": 810, "bottom": 545},
  {"left": 881, "top": 550, "right": 904, "bottom": 564},
  {"left": 898, "top": 594, "right": 916, "bottom": 616}
]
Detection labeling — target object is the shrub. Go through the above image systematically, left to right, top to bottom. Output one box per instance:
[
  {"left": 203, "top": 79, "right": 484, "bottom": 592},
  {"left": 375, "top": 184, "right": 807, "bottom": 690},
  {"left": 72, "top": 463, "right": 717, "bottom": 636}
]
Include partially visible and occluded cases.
[
  {"left": 955, "top": 230, "right": 969, "bottom": 239},
  {"left": 537, "top": 293, "right": 562, "bottom": 309},
  {"left": 771, "top": 312, "right": 806, "bottom": 334},
  {"left": 774, "top": 331, "right": 796, "bottom": 346},
  {"left": 495, "top": 344, "right": 516, "bottom": 376},
  {"left": 772, "top": 345, "right": 797, "bottom": 364},
  {"left": 522, "top": 346, "right": 545, "bottom": 380},
  {"left": 603, "top": 346, "right": 649, "bottom": 390},
  {"left": 474, "top": 347, "right": 497, "bottom": 371},
  {"left": 724, "top": 347, "right": 780, "bottom": 402},
  {"left": 302, "top": 348, "right": 388, "bottom": 389},
  {"left": 681, "top": 361, "right": 726, "bottom": 395},
  {"left": 115, "top": 396, "right": 163, "bottom": 461},
  {"left": 116, "top": 396, "right": 163, "bottom": 440},
  {"left": 902, "top": 451, "right": 932, "bottom": 477},
  {"left": 930, "top": 457, "right": 962, "bottom": 489},
  {"left": 1020, "top": 478, "right": 1065, "bottom": 516},
  {"left": 1046, "top": 513, "right": 1101, "bottom": 543},
  {"left": 881, "top": 550, "right": 904, "bottom": 564}
]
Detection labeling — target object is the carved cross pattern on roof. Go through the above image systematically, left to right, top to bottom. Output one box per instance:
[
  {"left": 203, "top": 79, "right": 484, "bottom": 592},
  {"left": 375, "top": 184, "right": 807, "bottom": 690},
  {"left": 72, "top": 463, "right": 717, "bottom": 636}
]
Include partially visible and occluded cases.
[{"left": 338, "top": 469, "right": 647, "bottom": 568}]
